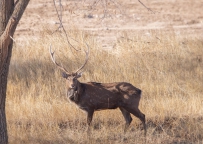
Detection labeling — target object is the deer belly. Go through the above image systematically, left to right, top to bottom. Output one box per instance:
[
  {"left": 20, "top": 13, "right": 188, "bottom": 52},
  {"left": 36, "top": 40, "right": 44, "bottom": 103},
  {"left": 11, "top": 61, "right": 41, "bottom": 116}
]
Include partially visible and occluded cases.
[{"left": 94, "top": 102, "right": 118, "bottom": 111}]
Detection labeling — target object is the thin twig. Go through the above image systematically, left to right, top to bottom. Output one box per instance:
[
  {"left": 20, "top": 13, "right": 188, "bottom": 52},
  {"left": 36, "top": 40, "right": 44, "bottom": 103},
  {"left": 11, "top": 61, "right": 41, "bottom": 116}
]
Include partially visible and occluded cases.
[
  {"left": 52, "top": 0, "right": 80, "bottom": 51},
  {"left": 59, "top": 0, "right": 63, "bottom": 29},
  {"left": 89, "top": 0, "right": 101, "bottom": 11},
  {"left": 109, "top": 0, "right": 124, "bottom": 15},
  {"left": 138, "top": 0, "right": 155, "bottom": 14},
  {"left": 9, "top": 35, "right": 16, "bottom": 42}
]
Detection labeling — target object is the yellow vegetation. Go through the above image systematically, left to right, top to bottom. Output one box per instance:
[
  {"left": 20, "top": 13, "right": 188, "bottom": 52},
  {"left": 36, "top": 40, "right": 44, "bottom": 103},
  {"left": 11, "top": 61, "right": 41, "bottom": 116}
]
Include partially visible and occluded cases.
[{"left": 6, "top": 30, "right": 203, "bottom": 143}]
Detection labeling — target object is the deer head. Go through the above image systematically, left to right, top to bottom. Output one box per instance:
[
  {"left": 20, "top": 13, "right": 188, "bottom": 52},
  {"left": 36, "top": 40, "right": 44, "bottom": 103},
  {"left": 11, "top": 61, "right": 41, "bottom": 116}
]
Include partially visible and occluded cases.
[{"left": 49, "top": 45, "right": 89, "bottom": 92}]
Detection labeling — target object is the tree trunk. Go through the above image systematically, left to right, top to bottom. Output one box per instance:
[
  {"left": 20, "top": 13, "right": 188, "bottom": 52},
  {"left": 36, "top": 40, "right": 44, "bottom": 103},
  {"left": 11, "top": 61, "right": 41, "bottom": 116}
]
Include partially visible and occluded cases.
[
  {"left": 0, "top": 0, "right": 30, "bottom": 143},
  {"left": 0, "top": 1, "right": 14, "bottom": 143},
  {"left": 0, "top": 45, "right": 12, "bottom": 144}
]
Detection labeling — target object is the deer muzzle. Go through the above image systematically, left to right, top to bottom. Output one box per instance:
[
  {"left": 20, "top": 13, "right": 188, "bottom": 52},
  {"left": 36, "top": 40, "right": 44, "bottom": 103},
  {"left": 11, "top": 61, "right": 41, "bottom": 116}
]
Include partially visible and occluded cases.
[
  {"left": 67, "top": 89, "right": 75, "bottom": 97},
  {"left": 67, "top": 89, "right": 79, "bottom": 102}
]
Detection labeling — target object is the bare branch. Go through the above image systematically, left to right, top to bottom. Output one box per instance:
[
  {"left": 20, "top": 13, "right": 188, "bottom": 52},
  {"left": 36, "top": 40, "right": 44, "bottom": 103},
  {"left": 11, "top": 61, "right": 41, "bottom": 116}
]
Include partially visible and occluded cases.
[
  {"left": 52, "top": 0, "right": 80, "bottom": 51},
  {"left": 88, "top": 0, "right": 154, "bottom": 20},
  {"left": 89, "top": 0, "right": 101, "bottom": 10},
  {"left": 109, "top": 0, "right": 124, "bottom": 15},
  {"left": 138, "top": 0, "right": 155, "bottom": 14},
  {"left": 0, "top": 17, "right": 16, "bottom": 71},
  {"left": 9, "top": 35, "right": 16, "bottom": 42}
]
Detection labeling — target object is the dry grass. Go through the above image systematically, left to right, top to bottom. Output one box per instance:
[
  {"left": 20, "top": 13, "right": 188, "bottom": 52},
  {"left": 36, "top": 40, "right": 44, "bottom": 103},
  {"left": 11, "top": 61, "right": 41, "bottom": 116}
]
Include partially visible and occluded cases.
[{"left": 6, "top": 29, "right": 203, "bottom": 144}]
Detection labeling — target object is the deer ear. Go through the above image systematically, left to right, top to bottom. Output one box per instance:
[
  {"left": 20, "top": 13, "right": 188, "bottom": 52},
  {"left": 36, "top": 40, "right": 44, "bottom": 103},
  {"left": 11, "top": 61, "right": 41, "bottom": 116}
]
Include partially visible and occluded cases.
[
  {"left": 62, "top": 72, "right": 68, "bottom": 79},
  {"left": 76, "top": 72, "right": 83, "bottom": 78}
]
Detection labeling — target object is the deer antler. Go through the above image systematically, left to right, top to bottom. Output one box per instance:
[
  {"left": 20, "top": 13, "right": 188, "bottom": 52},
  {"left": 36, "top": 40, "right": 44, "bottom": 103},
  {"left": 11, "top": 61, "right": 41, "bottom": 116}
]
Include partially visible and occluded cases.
[
  {"left": 75, "top": 43, "right": 90, "bottom": 74},
  {"left": 49, "top": 44, "right": 70, "bottom": 74}
]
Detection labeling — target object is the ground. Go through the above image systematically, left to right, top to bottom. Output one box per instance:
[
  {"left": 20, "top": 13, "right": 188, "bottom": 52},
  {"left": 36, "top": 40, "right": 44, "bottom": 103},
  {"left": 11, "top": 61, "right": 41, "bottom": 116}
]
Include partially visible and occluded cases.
[{"left": 15, "top": 0, "right": 203, "bottom": 47}]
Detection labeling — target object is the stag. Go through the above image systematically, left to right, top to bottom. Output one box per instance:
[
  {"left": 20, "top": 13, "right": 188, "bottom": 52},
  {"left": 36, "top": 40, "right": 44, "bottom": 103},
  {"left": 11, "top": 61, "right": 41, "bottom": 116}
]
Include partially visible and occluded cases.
[{"left": 49, "top": 45, "right": 146, "bottom": 136}]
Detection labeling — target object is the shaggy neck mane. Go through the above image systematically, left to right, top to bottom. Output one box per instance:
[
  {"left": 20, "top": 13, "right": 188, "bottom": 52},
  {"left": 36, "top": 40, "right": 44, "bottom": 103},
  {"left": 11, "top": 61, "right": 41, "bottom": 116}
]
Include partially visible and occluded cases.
[{"left": 73, "top": 82, "right": 85, "bottom": 103}]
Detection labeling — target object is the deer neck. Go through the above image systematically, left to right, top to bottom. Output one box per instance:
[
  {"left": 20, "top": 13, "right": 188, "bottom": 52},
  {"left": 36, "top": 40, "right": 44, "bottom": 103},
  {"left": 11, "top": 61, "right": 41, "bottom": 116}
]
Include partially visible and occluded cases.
[
  {"left": 75, "top": 80, "right": 81, "bottom": 92},
  {"left": 68, "top": 81, "right": 84, "bottom": 103}
]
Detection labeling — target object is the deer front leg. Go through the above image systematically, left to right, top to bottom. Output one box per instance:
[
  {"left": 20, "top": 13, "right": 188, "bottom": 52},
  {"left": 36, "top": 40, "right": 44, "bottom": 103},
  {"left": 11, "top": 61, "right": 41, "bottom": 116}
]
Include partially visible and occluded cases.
[{"left": 86, "top": 109, "right": 94, "bottom": 134}]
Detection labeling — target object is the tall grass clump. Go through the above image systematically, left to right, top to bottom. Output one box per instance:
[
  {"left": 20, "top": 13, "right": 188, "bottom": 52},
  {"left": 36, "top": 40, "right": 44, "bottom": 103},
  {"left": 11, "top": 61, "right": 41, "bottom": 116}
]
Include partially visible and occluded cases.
[{"left": 6, "top": 29, "right": 203, "bottom": 144}]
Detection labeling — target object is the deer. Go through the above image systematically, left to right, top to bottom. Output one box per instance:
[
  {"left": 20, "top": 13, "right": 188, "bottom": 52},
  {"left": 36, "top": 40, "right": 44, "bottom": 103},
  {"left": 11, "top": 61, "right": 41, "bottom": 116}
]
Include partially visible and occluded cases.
[{"left": 49, "top": 45, "right": 146, "bottom": 136}]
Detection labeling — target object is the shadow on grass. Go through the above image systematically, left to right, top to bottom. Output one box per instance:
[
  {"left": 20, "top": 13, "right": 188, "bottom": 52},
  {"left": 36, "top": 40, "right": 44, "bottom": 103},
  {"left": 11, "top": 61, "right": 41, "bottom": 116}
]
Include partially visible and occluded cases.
[
  {"left": 8, "top": 114, "right": 203, "bottom": 143},
  {"left": 146, "top": 116, "right": 203, "bottom": 143}
]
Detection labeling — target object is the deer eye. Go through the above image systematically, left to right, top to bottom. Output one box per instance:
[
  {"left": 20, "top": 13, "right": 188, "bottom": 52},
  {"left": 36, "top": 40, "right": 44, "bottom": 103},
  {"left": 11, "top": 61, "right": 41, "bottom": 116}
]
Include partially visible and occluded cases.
[{"left": 62, "top": 72, "right": 68, "bottom": 79}]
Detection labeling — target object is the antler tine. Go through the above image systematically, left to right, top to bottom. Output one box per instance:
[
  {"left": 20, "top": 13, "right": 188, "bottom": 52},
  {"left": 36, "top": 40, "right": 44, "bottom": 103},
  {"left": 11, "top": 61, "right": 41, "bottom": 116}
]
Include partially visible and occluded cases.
[
  {"left": 75, "top": 43, "right": 90, "bottom": 74},
  {"left": 49, "top": 44, "right": 70, "bottom": 74}
]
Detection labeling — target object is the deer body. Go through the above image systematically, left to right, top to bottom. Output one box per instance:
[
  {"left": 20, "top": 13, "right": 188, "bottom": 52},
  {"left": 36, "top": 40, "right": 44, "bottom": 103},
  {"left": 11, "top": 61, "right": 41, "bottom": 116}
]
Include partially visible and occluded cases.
[
  {"left": 49, "top": 45, "right": 146, "bottom": 136},
  {"left": 66, "top": 78, "right": 146, "bottom": 135},
  {"left": 68, "top": 82, "right": 141, "bottom": 112}
]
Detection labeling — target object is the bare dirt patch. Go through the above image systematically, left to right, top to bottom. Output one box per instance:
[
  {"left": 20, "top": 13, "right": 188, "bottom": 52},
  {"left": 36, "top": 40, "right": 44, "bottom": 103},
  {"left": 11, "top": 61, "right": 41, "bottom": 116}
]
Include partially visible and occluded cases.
[{"left": 15, "top": 0, "right": 203, "bottom": 47}]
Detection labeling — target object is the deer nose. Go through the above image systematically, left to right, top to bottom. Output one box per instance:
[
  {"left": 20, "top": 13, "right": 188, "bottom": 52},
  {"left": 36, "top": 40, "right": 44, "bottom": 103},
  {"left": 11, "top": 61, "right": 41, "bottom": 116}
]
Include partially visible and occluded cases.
[{"left": 71, "top": 84, "right": 75, "bottom": 88}]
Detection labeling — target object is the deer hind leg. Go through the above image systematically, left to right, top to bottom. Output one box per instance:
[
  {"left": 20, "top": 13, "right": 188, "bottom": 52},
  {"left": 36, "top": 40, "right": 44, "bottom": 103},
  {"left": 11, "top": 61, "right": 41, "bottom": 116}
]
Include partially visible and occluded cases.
[
  {"left": 119, "top": 107, "right": 132, "bottom": 133},
  {"left": 124, "top": 107, "right": 146, "bottom": 136}
]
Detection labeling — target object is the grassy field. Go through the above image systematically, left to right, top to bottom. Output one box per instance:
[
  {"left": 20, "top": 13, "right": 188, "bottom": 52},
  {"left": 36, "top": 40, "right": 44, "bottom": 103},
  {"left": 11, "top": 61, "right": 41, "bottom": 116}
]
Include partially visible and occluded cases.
[{"left": 6, "top": 29, "right": 203, "bottom": 144}]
